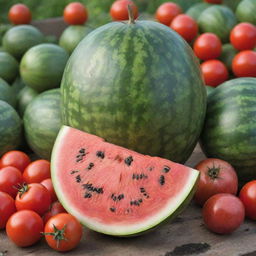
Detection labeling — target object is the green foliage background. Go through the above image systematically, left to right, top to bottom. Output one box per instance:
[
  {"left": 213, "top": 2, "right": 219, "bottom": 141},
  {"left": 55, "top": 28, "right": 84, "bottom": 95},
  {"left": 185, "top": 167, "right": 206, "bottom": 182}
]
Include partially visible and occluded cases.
[{"left": 0, "top": 0, "right": 241, "bottom": 26}]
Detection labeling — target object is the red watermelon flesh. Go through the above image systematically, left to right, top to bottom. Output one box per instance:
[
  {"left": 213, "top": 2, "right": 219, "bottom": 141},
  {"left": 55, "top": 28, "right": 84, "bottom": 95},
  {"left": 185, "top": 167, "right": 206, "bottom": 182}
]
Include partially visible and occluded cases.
[{"left": 51, "top": 126, "right": 199, "bottom": 236}]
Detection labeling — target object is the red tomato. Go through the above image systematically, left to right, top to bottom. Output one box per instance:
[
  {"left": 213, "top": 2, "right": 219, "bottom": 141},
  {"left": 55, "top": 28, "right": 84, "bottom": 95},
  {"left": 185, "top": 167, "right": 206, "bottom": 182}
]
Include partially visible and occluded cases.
[
  {"left": 110, "top": 0, "right": 138, "bottom": 21},
  {"left": 204, "top": 0, "right": 222, "bottom": 3},
  {"left": 63, "top": 2, "right": 88, "bottom": 25},
  {"left": 155, "top": 2, "right": 182, "bottom": 26},
  {"left": 8, "top": 4, "right": 31, "bottom": 25},
  {"left": 170, "top": 14, "right": 198, "bottom": 42},
  {"left": 230, "top": 22, "right": 256, "bottom": 51},
  {"left": 193, "top": 33, "right": 222, "bottom": 60},
  {"left": 232, "top": 50, "right": 256, "bottom": 77},
  {"left": 201, "top": 60, "right": 229, "bottom": 87},
  {"left": 1, "top": 150, "right": 30, "bottom": 172},
  {"left": 194, "top": 158, "right": 238, "bottom": 206},
  {"left": 23, "top": 159, "right": 51, "bottom": 184},
  {"left": 0, "top": 166, "right": 23, "bottom": 198},
  {"left": 41, "top": 178, "right": 58, "bottom": 202},
  {"left": 239, "top": 180, "right": 256, "bottom": 220},
  {"left": 15, "top": 183, "right": 51, "bottom": 216},
  {"left": 0, "top": 192, "right": 16, "bottom": 229},
  {"left": 203, "top": 193, "right": 245, "bottom": 234},
  {"left": 43, "top": 201, "right": 67, "bottom": 224},
  {"left": 6, "top": 210, "right": 43, "bottom": 247},
  {"left": 44, "top": 213, "right": 82, "bottom": 252}
]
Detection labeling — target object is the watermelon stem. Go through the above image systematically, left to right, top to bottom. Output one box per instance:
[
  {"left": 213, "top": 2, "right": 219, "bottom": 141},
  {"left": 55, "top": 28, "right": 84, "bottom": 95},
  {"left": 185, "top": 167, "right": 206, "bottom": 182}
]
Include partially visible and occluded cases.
[{"left": 128, "top": 4, "right": 135, "bottom": 24}]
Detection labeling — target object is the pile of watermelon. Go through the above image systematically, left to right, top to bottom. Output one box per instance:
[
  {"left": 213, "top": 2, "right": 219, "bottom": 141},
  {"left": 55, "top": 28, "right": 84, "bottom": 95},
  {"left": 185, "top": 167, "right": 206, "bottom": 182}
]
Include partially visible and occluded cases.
[{"left": 0, "top": 0, "right": 256, "bottom": 252}]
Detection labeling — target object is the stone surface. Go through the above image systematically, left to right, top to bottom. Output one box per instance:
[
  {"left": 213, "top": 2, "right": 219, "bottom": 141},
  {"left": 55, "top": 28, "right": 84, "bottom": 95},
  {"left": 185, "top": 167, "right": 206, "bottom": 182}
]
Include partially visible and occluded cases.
[{"left": 0, "top": 145, "right": 253, "bottom": 256}]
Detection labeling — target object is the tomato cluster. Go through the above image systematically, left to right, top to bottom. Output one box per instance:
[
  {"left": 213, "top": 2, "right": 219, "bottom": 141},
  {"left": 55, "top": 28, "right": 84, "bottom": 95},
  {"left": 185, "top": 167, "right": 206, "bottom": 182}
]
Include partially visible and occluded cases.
[
  {"left": 154, "top": 2, "right": 256, "bottom": 87},
  {"left": 0, "top": 150, "right": 82, "bottom": 252},
  {"left": 194, "top": 157, "right": 256, "bottom": 235}
]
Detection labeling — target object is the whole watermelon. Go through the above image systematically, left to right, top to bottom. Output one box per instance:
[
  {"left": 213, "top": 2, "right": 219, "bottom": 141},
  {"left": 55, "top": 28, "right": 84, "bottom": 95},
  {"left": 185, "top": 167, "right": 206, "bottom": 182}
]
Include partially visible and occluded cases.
[
  {"left": 236, "top": 0, "right": 256, "bottom": 25},
  {"left": 198, "top": 5, "right": 237, "bottom": 43},
  {"left": 61, "top": 18, "right": 206, "bottom": 163},
  {"left": 2, "top": 25, "right": 45, "bottom": 60},
  {"left": 59, "top": 25, "right": 93, "bottom": 54},
  {"left": 20, "top": 44, "right": 69, "bottom": 93},
  {"left": 219, "top": 44, "right": 238, "bottom": 72},
  {"left": 0, "top": 52, "right": 19, "bottom": 84},
  {"left": 0, "top": 78, "right": 15, "bottom": 107},
  {"left": 200, "top": 78, "right": 256, "bottom": 182},
  {"left": 17, "top": 86, "right": 38, "bottom": 117},
  {"left": 24, "top": 89, "right": 61, "bottom": 159},
  {"left": 0, "top": 100, "right": 22, "bottom": 156}
]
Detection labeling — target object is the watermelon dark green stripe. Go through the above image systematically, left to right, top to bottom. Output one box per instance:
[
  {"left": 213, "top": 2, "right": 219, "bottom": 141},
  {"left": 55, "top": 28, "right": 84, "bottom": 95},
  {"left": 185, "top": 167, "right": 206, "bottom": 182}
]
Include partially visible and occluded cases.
[
  {"left": 61, "top": 20, "right": 206, "bottom": 163},
  {"left": 200, "top": 78, "right": 256, "bottom": 181},
  {"left": 24, "top": 89, "right": 61, "bottom": 160},
  {"left": 0, "top": 100, "right": 22, "bottom": 156}
]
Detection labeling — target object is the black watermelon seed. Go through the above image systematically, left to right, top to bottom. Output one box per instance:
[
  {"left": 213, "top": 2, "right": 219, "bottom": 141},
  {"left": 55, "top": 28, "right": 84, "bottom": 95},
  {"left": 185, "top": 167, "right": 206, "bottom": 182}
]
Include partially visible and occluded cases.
[
  {"left": 79, "top": 148, "right": 85, "bottom": 153},
  {"left": 96, "top": 151, "right": 105, "bottom": 159},
  {"left": 125, "top": 156, "right": 133, "bottom": 166},
  {"left": 76, "top": 158, "right": 82, "bottom": 163},
  {"left": 87, "top": 162, "right": 94, "bottom": 170},
  {"left": 163, "top": 166, "right": 170, "bottom": 173},
  {"left": 148, "top": 167, "right": 154, "bottom": 171},
  {"left": 70, "top": 170, "right": 79, "bottom": 174},
  {"left": 132, "top": 174, "right": 136, "bottom": 179},
  {"left": 136, "top": 174, "right": 139, "bottom": 180},
  {"left": 140, "top": 174, "right": 143, "bottom": 179},
  {"left": 76, "top": 175, "right": 81, "bottom": 183},
  {"left": 159, "top": 175, "right": 165, "bottom": 185},
  {"left": 140, "top": 187, "right": 145, "bottom": 192},
  {"left": 98, "top": 188, "right": 104, "bottom": 194},
  {"left": 84, "top": 193, "right": 92, "bottom": 198},
  {"left": 111, "top": 193, "right": 115, "bottom": 199},
  {"left": 118, "top": 194, "right": 124, "bottom": 201},
  {"left": 146, "top": 195, "right": 150, "bottom": 198},
  {"left": 139, "top": 199, "right": 143, "bottom": 203},
  {"left": 130, "top": 201, "right": 134, "bottom": 206},
  {"left": 110, "top": 207, "right": 116, "bottom": 212}
]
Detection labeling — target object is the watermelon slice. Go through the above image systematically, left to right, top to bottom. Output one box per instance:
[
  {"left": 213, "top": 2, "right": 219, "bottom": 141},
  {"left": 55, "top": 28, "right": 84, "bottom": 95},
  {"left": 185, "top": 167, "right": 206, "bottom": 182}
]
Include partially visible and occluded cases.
[{"left": 51, "top": 126, "right": 199, "bottom": 236}]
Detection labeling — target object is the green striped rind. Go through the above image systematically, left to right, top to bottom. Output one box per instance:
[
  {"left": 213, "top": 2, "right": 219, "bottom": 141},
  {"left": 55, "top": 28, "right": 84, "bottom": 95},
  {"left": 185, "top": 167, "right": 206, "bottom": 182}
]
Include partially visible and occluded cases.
[
  {"left": 236, "top": 0, "right": 256, "bottom": 25},
  {"left": 186, "top": 3, "right": 211, "bottom": 21},
  {"left": 198, "top": 5, "right": 237, "bottom": 43},
  {"left": 61, "top": 20, "right": 206, "bottom": 163},
  {"left": 2, "top": 25, "right": 45, "bottom": 60},
  {"left": 59, "top": 25, "right": 93, "bottom": 54},
  {"left": 20, "top": 44, "right": 69, "bottom": 93},
  {"left": 219, "top": 44, "right": 238, "bottom": 72},
  {"left": 0, "top": 52, "right": 19, "bottom": 84},
  {"left": 0, "top": 78, "right": 15, "bottom": 107},
  {"left": 200, "top": 78, "right": 256, "bottom": 181},
  {"left": 205, "top": 85, "right": 215, "bottom": 96},
  {"left": 17, "top": 86, "right": 38, "bottom": 117},
  {"left": 24, "top": 88, "right": 61, "bottom": 160},
  {"left": 0, "top": 100, "right": 22, "bottom": 156}
]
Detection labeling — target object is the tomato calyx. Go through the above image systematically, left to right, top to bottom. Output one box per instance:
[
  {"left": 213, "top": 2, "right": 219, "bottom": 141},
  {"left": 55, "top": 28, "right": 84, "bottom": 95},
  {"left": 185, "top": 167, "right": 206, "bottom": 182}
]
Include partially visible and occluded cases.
[
  {"left": 207, "top": 165, "right": 220, "bottom": 179},
  {"left": 17, "top": 183, "right": 29, "bottom": 198},
  {"left": 43, "top": 224, "right": 68, "bottom": 248}
]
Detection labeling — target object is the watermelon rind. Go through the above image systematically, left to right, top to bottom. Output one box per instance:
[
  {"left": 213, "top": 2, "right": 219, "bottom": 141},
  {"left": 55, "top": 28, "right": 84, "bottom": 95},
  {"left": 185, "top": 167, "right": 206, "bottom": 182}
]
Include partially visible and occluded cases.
[
  {"left": 186, "top": 3, "right": 211, "bottom": 21},
  {"left": 0, "top": 78, "right": 15, "bottom": 107},
  {"left": 51, "top": 125, "right": 199, "bottom": 236}
]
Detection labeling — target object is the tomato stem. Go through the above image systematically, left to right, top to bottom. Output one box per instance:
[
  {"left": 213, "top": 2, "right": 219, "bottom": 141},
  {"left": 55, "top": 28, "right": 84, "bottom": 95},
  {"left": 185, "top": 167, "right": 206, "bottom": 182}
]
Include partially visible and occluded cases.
[
  {"left": 128, "top": 4, "right": 135, "bottom": 24},
  {"left": 207, "top": 164, "right": 220, "bottom": 179}
]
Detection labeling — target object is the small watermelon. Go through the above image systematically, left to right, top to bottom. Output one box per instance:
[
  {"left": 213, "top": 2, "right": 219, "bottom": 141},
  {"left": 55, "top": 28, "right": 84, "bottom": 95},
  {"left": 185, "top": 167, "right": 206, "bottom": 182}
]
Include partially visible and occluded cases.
[
  {"left": 236, "top": 0, "right": 256, "bottom": 25},
  {"left": 186, "top": 3, "right": 211, "bottom": 21},
  {"left": 198, "top": 5, "right": 237, "bottom": 43},
  {"left": 2, "top": 25, "right": 45, "bottom": 60},
  {"left": 59, "top": 25, "right": 93, "bottom": 54},
  {"left": 20, "top": 44, "right": 69, "bottom": 92},
  {"left": 219, "top": 44, "right": 238, "bottom": 72},
  {"left": 0, "top": 52, "right": 19, "bottom": 84},
  {"left": 0, "top": 78, "right": 15, "bottom": 107},
  {"left": 200, "top": 78, "right": 256, "bottom": 182},
  {"left": 17, "top": 86, "right": 38, "bottom": 116},
  {"left": 24, "top": 89, "right": 61, "bottom": 159},
  {"left": 0, "top": 100, "right": 22, "bottom": 156},
  {"left": 51, "top": 125, "right": 199, "bottom": 236}
]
